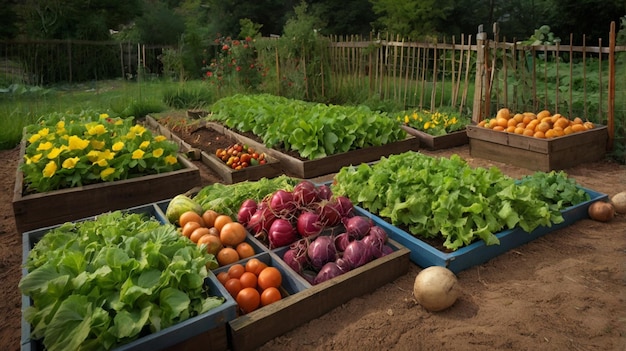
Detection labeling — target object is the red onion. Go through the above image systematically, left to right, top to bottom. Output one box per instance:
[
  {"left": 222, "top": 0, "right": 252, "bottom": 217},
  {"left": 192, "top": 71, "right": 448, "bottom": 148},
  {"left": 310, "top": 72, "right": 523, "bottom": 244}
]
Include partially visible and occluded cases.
[
  {"left": 293, "top": 180, "right": 319, "bottom": 206},
  {"left": 317, "top": 184, "right": 332, "bottom": 200},
  {"left": 269, "top": 189, "right": 296, "bottom": 216},
  {"left": 335, "top": 196, "right": 354, "bottom": 217},
  {"left": 237, "top": 199, "right": 257, "bottom": 226},
  {"left": 317, "top": 199, "right": 342, "bottom": 227},
  {"left": 247, "top": 207, "right": 276, "bottom": 235},
  {"left": 296, "top": 211, "right": 324, "bottom": 238},
  {"left": 343, "top": 215, "right": 373, "bottom": 239},
  {"left": 268, "top": 218, "right": 298, "bottom": 248},
  {"left": 363, "top": 226, "right": 387, "bottom": 258},
  {"left": 333, "top": 232, "right": 353, "bottom": 252},
  {"left": 307, "top": 235, "right": 337, "bottom": 270},
  {"left": 342, "top": 240, "right": 373, "bottom": 270},
  {"left": 283, "top": 242, "right": 309, "bottom": 273},
  {"left": 381, "top": 245, "right": 394, "bottom": 256},
  {"left": 335, "top": 257, "right": 351, "bottom": 273},
  {"left": 313, "top": 262, "right": 343, "bottom": 285}
]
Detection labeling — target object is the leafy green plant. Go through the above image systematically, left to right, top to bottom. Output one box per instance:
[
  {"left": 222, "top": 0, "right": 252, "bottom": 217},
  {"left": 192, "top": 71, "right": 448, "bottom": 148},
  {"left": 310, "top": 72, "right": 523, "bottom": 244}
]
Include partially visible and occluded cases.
[
  {"left": 162, "top": 86, "right": 214, "bottom": 109},
  {"left": 20, "top": 110, "right": 181, "bottom": 193},
  {"left": 331, "top": 152, "right": 571, "bottom": 251},
  {"left": 20, "top": 211, "right": 222, "bottom": 351}
]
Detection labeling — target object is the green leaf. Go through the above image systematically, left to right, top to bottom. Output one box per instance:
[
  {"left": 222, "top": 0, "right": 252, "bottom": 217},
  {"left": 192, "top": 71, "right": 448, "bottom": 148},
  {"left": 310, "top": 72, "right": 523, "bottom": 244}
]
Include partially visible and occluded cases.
[{"left": 43, "top": 295, "right": 96, "bottom": 351}]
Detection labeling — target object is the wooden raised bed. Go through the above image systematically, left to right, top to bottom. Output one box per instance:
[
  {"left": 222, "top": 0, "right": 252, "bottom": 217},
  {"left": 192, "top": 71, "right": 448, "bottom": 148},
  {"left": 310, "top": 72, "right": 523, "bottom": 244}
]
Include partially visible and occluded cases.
[
  {"left": 145, "top": 116, "right": 283, "bottom": 184},
  {"left": 466, "top": 124, "right": 608, "bottom": 171},
  {"left": 401, "top": 125, "right": 469, "bottom": 150},
  {"left": 231, "top": 130, "right": 420, "bottom": 179},
  {"left": 12, "top": 140, "right": 201, "bottom": 234}
]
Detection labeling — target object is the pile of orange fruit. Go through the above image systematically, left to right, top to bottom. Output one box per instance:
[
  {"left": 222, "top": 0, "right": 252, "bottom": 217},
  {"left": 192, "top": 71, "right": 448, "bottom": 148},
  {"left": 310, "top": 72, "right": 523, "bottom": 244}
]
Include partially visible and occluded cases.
[{"left": 478, "top": 108, "right": 595, "bottom": 139}]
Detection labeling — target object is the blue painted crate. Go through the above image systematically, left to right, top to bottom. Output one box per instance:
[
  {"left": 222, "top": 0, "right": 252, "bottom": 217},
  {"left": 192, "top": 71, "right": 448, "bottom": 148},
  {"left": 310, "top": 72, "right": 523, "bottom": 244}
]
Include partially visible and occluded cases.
[
  {"left": 354, "top": 187, "right": 607, "bottom": 274},
  {"left": 21, "top": 203, "right": 237, "bottom": 351}
]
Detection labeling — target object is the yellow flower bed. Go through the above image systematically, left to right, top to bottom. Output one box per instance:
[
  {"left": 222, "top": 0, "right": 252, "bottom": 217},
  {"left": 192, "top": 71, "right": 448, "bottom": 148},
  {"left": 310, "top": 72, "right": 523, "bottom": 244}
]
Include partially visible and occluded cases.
[
  {"left": 397, "top": 108, "right": 471, "bottom": 136},
  {"left": 20, "top": 110, "right": 181, "bottom": 193}
]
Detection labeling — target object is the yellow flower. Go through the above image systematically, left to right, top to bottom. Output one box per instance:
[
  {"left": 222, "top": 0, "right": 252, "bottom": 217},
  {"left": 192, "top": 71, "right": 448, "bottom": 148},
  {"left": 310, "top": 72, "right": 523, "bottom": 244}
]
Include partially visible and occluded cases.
[
  {"left": 412, "top": 112, "right": 418, "bottom": 120},
  {"left": 99, "top": 113, "right": 110, "bottom": 119},
  {"left": 404, "top": 115, "right": 409, "bottom": 124},
  {"left": 114, "top": 119, "right": 123, "bottom": 126},
  {"left": 56, "top": 121, "right": 65, "bottom": 129},
  {"left": 424, "top": 122, "right": 431, "bottom": 130},
  {"left": 87, "top": 124, "right": 107, "bottom": 136},
  {"left": 129, "top": 124, "right": 146, "bottom": 136},
  {"left": 38, "top": 128, "right": 50, "bottom": 137},
  {"left": 28, "top": 134, "right": 41, "bottom": 144},
  {"left": 154, "top": 135, "right": 167, "bottom": 142},
  {"left": 68, "top": 136, "right": 89, "bottom": 150},
  {"left": 91, "top": 139, "right": 106, "bottom": 150},
  {"left": 37, "top": 141, "right": 53, "bottom": 151},
  {"left": 112, "top": 141, "right": 124, "bottom": 151},
  {"left": 140, "top": 141, "right": 150, "bottom": 149},
  {"left": 47, "top": 147, "right": 62, "bottom": 159},
  {"left": 152, "top": 148, "right": 164, "bottom": 157},
  {"left": 99, "top": 149, "right": 115, "bottom": 160},
  {"left": 132, "top": 149, "right": 145, "bottom": 159},
  {"left": 87, "top": 150, "right": 101, "bottom": 162},
  {"left": 25, "top": 153, "right": 43, "bottom": 164},
  {"left": 164, "top": 155, "right": 178, "bottom": 165},
  {"left": 62, "top": 157, "right": 80, "bottom": 169},
  {"left": 94, "top": 158, "right": 108, "bottom": 167},
  {"left": 43, "top": 161, "right": 57, "bottom": 178},
  {"left": 100, "top": 167, "right": 115, "bottom": 179}
]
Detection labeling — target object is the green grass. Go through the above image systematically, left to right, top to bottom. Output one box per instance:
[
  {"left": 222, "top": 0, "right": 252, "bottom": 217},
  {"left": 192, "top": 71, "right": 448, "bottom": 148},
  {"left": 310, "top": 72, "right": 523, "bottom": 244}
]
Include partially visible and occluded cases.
[{"left": 0, "top": 79, "right": 214, "bottom": 150}]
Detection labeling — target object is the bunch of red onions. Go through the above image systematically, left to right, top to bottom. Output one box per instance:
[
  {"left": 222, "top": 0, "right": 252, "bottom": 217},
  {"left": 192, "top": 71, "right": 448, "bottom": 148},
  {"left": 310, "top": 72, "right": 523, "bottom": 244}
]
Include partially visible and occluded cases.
[
  {"left": 237, "top": 180, "right": 354, "bottom": 249},
  {"left": 282, "top": 215, "right": 395, "bottom": 285}
]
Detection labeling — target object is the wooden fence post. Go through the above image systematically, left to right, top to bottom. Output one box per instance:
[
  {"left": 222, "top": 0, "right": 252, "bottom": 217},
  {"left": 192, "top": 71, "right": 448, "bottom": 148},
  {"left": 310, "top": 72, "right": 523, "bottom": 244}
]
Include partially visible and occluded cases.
[
  {"left": 608, "top": 21, "right": 615, "bottom": 151},
  {"left": 473, "top": 25, "right": 487, "bottom": 123}
]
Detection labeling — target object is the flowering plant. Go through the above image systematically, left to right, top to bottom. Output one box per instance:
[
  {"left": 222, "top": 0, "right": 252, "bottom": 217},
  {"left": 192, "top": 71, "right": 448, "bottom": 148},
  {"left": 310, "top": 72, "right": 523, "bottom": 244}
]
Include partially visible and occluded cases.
[
  {"left": 398, "top": 108, "right": 471, "bottom": 136},
  {"left": 20, "top": 110, "right": 181, "bottom": 193}
]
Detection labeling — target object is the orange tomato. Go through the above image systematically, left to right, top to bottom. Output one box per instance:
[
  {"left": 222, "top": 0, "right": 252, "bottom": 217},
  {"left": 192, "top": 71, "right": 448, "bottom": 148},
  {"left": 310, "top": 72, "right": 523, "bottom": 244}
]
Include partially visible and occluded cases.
[
  {"left": 202, "top": 210, "right": 220, "bottom": 228},
  {"left": 179, "top": 211, "right": 205, "bottom": 228},
  {"left": 213, "top": 215, "right": 233, "bottom": 233},
  {"left": 181, "top": 221, "right": 202, "bottom": 238},
  {"left": 220, "top": 222, "right": 247, "bottom": 247},
  {"left": 190, "top": 227, "right": 210, "bottom": 243},
  {"left": 197, "top": 234, "right": 223, "bottom": 255},
  {"left": 236, "top": 242, "right": 255, "bottom": 259},
  {"left": 217, "top": 247, "right": 240, "bottom": 266},
  {"left": 245, "top": 258, "right": 268, "bottom": 276},
  {"left": 228, "top": 264, "right": 246, "bottom": 279},
  {"left": 257, "top": 267, "right": 282, "bottom": 290},
  {"left": 216, "top": 271, "right": 230, "bottom": 285},
  {"left": 239, "top": 271, "right": 258, "bottom": 289},
  {"left": 224, "top": 278, "right": 242, "bottom": 298},
  {"left": 260, "top": 286, "right": 282, "bottom": 306},
  {"left": 236, "top": 287, "right": 261, "bottom": 314}
]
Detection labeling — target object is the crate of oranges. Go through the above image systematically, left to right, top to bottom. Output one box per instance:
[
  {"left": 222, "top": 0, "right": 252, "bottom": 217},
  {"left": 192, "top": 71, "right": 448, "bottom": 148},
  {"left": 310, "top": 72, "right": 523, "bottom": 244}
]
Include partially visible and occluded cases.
[{"left": 467, "top": 108, "right": 608, "bottom": 171}]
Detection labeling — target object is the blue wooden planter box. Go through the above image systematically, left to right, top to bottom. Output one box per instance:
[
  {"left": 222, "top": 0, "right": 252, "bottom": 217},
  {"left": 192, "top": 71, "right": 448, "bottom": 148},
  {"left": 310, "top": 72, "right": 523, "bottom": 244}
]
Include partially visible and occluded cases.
[{"left": 353, "top": 187, "right": 607, "bottom": 273}]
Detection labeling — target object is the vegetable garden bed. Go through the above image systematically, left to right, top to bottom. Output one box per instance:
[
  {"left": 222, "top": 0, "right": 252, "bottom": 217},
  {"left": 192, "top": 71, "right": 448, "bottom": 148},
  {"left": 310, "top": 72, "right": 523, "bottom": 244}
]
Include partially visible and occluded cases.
[
  {"left": 145, "top": 116, "right": 283, "bottom": 184},
  {"left": 466, "top": 124, "right": 608, "bottom": 171},
  {"left": 400, "top": 125, "right": 469, "bottom": 150},
  {"left": 21, "top": 204, "right": 237, "bottom": 351}
]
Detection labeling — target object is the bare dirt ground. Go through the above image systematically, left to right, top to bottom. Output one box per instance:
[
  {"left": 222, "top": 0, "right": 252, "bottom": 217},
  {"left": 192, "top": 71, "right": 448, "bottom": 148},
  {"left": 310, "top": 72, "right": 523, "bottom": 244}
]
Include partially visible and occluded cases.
[{"left": 1, "top": 126, "right": 625, "bottom": 350}]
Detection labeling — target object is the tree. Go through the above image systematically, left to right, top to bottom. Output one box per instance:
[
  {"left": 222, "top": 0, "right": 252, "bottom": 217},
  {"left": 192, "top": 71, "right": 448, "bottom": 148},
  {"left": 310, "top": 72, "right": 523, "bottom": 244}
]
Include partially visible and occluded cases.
[
  {"left": 308, "top": 0, "right": 376, "bottom": 36},
  {"left": 369, "top": 0, "right": 455, "bottom": 38},
  {"left": 135, "top": 1, "right": 185, "bottom": 44}
]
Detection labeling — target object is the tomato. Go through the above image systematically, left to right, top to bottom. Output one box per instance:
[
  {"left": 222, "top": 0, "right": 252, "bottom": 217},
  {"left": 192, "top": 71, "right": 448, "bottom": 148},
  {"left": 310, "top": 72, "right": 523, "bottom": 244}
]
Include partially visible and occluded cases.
[
  {"left": 215, "top": 148, "right": 224, "bottom": 158},
  {"left": 240, "top": 153, "right": 251, "bottom": 164},
  {"left": 202, "top": 210, "right": 219, "bottom": 228},
  {"left": 179, "top": 211, "right": 205, "bottom": 228},
  {"left": 213, "top": 215, "right": 233, "bottom": 233},
  {"left": 181, "top": 221, "right": 202, "bottom": 238},
  {"left": 220, "top": 222, "right": 247, "bottom": 246},
  {"left": 190, "top": 227, "right": 210, "bottom": 243},
  {"left": 207, "top": 227, "right": 220, "bottom": 237},
  {"left": 197, "top": 234, "right": 222, "bottom": 255},
  {"left": 235, "top": 242, "right": 255, "bottom": 259},
  {"left": 217, "top": 247, "right": 240, "bottom": 266},
  {"left": 245, "top": 258, "right": 268, "bottom": 276},
  {"left": 228, "top": 264, "right": 245, "bottom": 279},
  {"left": 257, "top": 266, "right": 282, "bottom": 290},
  {"left": 216, "top": 271, "right": 230, "bottom": 285},
  {"left": 239, "top": 271, "right": 258, "bottom": 289},
  {"left": 224, "top": 278, "right": 242, "bottom": 298},
  {"left": 260, "top": 286, "right": 282, "bottom": 306},
  {"left": 236, "top": 287, "right": 260, "bottom": 314}
]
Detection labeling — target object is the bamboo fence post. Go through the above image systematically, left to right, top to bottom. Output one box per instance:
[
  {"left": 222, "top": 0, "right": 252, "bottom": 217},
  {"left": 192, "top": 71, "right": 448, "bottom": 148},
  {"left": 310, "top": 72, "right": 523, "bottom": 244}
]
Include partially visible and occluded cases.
[
  {"left": 607, "top": 21, "right": 615, "bottom": 150},
  {"left": 473, "top": 26, "right": 487, "bottom": 123},
  {"left": 461, "top": 34, "right": 472, "bottom": 113},
  {"left": 583, "top": 35, "right": 587, "bottom": 118},
  {"left": 440, "top": 38, "right": 446, "bottom": 108},
  {"left": 502, "top": 38, "right": 508, "bottom": 109},
  {"left": 598, "top": 38, "right": 603, "bottom": 119},
  {"left": 555, "top": 41, "right": 560, "bottom": 113},
  {"left": 431, "top": 42, "right": 438, "bottom": 111},
  {"left": 420, "top": 43, "right": 427, "bottom": 110},
  {"left": 275, "top": 46, "right": 280, "bottom": 96}
]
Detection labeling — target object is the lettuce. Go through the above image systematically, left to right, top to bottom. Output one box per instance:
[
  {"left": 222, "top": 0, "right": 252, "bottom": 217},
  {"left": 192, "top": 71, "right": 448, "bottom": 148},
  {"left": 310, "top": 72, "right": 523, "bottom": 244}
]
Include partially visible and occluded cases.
[{"left": 19, "top": 211, "right": 222, "bottom": 351}]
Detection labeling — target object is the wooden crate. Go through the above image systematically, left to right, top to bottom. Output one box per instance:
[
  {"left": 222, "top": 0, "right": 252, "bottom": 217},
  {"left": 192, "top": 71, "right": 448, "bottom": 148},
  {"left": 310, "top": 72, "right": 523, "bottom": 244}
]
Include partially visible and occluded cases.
[
  {"left": 145, "top": 116, "right": 283, "bottom": 184},
  {"left": 466, "top": 124, "right": 608, "bottom": 171},
  {"left": 401, "top": 125, "right": 468, "bottom": 150},
  {"left": 231, "top": 130, "right": 420, "bottom": 179},
  {"left": 12, "top": 141, "right": 201, "bottom": 234},
  {"left": 354, "top": 187, "right": 607, "bottom": 274},
  {"left": 21, "top": 204, "right": 237, "bottom": 351},
  {"left": 225, "top": 238, "right": 410, "bottom": 351}
]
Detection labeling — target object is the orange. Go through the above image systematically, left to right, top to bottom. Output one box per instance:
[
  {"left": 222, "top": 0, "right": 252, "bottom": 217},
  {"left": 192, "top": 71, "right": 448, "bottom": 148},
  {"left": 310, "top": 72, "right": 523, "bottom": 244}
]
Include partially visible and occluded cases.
[
  {"left": 496, "top": 108, "right": 511, "bottom": 120},
  {"left": 537, "top": 110, "right": 551, "bottom": 119},
  {"left": 513, "top": 113, "right": 524, "bottom": 123},
  {"left": 522, "top": 115, "right": 534, "bottom": 125},
  {"left": 496, "top": 117, "right": 509, "bottom": 128},
  {"left": 554, "top": 117, "right": 570, "bottom": 129},
  {"left": 572, "top": 117, "right": 583, "bottom": 125},
  {"left": 507, "top": 118, "right": 518, "bottom": 127},
  {"left": 478, "top": 120, "right": 487, "bottom": 127},
  {"left": 584, "top": 121, "right": 595, "bottom": 130},
  {"left": 536, "top": 122, "right": 551, "bottom": 133},
  {"left": 571, "top": 124, "right": 586, "bottom": 132},
  {"left": 493, "top": 126, "right": 505, "bottom": 132},
  {"left": 506, "top": 126, "right": 516, "bottom": 133},
  {"left": 563, "top": 126, "right": 574, "bottom": 135},
  {"left": 514, "top": 127, "right": 525, "bottom": 135},
  {"left": 523, "top": 129, "right": 535, "bottom": 137},
  {"left": 544, "top": 129, "right": 556, "bottom": 138},
  {"left": 533, "top": 131, "right": 546, "bottom": 138},
  {"left": 202, "top": 210, "right": 220, "bottom": 228},
  {"left": 179, "top": 211, "right": 205, "bottom": 228},
  {"left": 213, "top": 215, "right": 233, "bottom": 233},
  {"left": 182, "top": 221, "right": 203, "bottom": 238},
  {"left": 220, "top": 222, "right": 247, "bottom": 247},
  {"left": 190, "top": 227, "right": 210, "bottom": 243},
  {"left": 197, "top": 234, "right": 223, "bottom": 255},
  {"left": 236, "top": 242, "right": 256, "bottom": 259},
  {"left": 217, "top": 247, "right": 240, "bottom": 266},
  {"left": 245, "top": 258, "right": 268, "bottom": 276},
  {"left": 257, "top": 267, "right": 282, "bottom": 290},
  {"left": 236, "top": 287, "right": 261, "bottom": 314},
  {"left": 260, "top": 287, "right": 282, "bottom": 306}
]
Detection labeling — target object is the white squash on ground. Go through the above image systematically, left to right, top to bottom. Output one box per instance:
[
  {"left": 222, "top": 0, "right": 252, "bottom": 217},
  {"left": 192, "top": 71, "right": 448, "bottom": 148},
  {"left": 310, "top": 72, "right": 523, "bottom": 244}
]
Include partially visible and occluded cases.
[
  {"left": 611, "top": 191, "right": 626, "bottom": 214},
  {"left": 413, "top": 266, "right": 461, "bottom": 312}
]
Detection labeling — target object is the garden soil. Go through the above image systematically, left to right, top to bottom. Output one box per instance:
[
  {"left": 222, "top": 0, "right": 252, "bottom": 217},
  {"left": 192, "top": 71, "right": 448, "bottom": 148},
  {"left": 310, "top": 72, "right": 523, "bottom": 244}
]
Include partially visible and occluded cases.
[{"left": 1, "top": 136, "right": 625, "bottom": 350}]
